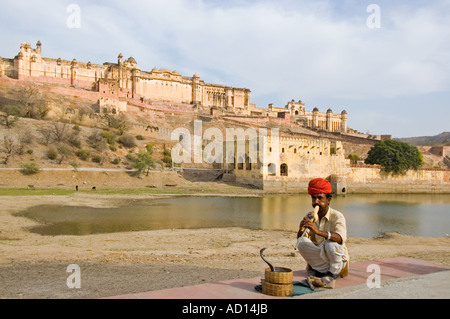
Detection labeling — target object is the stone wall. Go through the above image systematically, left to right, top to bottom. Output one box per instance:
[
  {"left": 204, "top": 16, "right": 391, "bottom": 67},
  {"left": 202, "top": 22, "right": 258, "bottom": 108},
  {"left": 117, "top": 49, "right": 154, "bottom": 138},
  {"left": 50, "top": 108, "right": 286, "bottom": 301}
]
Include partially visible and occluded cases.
[
  {"left": 0, "top": 41, "right": 251, "bottom": 110},
  {"left": 345, "top": 165, "right": 450, "bottom": 193}
]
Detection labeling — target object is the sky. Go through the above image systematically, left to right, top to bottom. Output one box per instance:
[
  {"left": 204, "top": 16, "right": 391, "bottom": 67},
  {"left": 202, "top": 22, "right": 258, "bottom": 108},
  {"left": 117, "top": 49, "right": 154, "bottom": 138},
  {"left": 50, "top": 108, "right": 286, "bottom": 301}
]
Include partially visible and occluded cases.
[{"left": 0, "top": 0, "right": 449, "bottom": 138}]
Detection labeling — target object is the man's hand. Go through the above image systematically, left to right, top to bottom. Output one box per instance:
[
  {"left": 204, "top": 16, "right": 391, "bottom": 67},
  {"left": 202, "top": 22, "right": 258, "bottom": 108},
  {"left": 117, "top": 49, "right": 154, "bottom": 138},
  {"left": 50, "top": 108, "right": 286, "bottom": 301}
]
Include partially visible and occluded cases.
[{"left": 301, "top": 218, "right": 319, "bottom": 235}]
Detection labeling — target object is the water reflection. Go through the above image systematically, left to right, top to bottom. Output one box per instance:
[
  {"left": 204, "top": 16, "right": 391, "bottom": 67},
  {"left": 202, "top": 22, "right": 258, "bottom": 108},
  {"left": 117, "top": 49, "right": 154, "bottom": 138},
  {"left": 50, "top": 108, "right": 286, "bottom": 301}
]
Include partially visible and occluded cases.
[{"left": 14, "top": 194, "right": 450, "bottom": 237}]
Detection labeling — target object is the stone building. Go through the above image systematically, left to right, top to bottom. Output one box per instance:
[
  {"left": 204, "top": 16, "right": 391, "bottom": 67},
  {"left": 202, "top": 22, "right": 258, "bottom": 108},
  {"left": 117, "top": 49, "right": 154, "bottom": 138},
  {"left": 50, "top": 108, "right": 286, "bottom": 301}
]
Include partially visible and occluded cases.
[
  {"left": 0, "top": 41, "right": 251, "bottom": 109},
  {"left": 268, "top": 100, "right": 348, "bottom": 133},
  {"left": 222, "top": 133, "right": 349, "bottom": 191}
]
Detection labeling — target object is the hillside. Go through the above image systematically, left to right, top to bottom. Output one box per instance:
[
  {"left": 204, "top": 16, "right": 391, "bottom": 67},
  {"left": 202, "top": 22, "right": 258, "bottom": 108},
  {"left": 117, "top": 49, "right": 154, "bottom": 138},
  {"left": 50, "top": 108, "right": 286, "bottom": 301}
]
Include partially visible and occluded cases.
[
  {"left": 1, "top": 78, "right": 446, "bottom": 175},
  {"left": 0, "top": 80, "right": 183, "bottom": 174},
  {"left": 396, "top": 132, "right": 450, "bottom": 146}
]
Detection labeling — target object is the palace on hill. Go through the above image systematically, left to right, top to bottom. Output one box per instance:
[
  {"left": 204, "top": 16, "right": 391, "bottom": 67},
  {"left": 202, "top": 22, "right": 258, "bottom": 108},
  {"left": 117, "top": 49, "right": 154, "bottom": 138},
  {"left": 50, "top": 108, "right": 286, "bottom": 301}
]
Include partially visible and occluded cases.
[
  {"left": 0, "top": 41, "right": 348, "bottom": 133},
  {"left": 2, "top": 41, "right": 447, "bottom": 193}
]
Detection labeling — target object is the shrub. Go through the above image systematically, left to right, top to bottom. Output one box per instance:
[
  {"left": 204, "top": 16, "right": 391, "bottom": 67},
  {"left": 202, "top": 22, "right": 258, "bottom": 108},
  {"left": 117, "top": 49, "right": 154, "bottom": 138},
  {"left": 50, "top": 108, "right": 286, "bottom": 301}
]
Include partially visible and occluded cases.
[
  {"left": 88, "top": 130, "right": 107, "bottom": 151},
  {"left": 101, "top": 130, "right": 116, "bottom": 145},
  {"left": 117, "top": 134, "right": 136, "bottom": 148},
  {"left": 136, "top": 135, "right": 145, "bottom": 140},
  {"left": 69, "top": 138, "right": 81, "bottom": 148},
  {"left": 145, "top": 144, "right": 153, "bottom": 155},
  {"left": 47, "top": 148, "right": 58, "bottom": 160},
  {"left": 162, "top": 148, "right": 172, "bottom": 167},
  {"left": 163, "top": 148, "right": 171, "bottom": 157},
  {"left": 27, "top": 149, "right": 33, "bottom": 154},
  {"left": 76, "top": 149, "right": 90, "bottom": 161},
  {"left": 125, "top": 152, "right": 136, "bottom": 162},
  {"left": 348, "top": 154, "right": 360, "bottom": 164},
  {"left": 92, "top": 155, "right": 102, "bottom": 164},
  {"left": 162, "top": 155, "right": 172, "bottom": 167},
  {"left": 111, "top": 158, "right": 120, "bottom": 165},
  {"left": 70, "top": 161, "right": 79, "bottom": 170},
  {"left": 20, "top": 162, "right": 40, "bottom": 175}
]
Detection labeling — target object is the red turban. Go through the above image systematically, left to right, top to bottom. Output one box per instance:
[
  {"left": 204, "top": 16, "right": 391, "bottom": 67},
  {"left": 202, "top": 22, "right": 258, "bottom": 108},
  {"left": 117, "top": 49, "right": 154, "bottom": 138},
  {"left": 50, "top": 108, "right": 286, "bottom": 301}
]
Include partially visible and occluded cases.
[{"left": 308, "top": 178, "right": 332, "bottom": 195}]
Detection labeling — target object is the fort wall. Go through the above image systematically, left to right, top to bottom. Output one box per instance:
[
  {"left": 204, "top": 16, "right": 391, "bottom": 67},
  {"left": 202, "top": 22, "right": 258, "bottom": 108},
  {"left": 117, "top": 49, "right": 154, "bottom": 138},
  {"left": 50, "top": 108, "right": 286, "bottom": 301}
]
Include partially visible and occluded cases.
[{"left": 0, "top": 41, "right": 251, "bottom": 110}]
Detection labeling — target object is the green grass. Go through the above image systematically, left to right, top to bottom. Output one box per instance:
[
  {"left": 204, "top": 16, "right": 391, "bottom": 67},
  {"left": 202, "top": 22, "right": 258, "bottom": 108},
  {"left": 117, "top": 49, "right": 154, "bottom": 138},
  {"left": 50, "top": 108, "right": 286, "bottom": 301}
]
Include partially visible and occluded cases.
[
  {"left": 0, "top": 186, "right": 259, "bottom": 196},
  {"left": 0, "top": 188, "right": 76, "bottom": 196}
]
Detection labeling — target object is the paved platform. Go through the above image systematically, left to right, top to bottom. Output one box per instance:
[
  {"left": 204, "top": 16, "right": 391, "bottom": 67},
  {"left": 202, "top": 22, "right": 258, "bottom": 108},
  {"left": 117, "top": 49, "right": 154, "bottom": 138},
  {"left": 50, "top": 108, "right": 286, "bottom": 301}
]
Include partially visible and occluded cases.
[{"left": 105, "top": 257, "right": 449, "bottom": 299}]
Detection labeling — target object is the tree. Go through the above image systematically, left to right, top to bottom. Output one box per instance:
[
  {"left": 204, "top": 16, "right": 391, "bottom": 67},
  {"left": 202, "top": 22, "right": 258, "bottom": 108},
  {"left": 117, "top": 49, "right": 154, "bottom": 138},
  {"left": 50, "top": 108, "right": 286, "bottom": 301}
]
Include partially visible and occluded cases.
[
  {"left": 15, "top": 84, "right": 49, "bottom": 119},
  {"left": 0, "top": 105, "right": 20, "bottom": 128},
  {"left": 102, "top": 113, "right": 131, "bottom": 135},
  {"left": 50, "top": 121, "right": 69, "bottom": 143},
  {"left": 37, "top": 125, "right": 53, "bottom": 146},
  {"left": 1, "top": 136, "right": 16, "bottom": 164},
  {"left": 365, "top": 140, "right": 423, "bottom": 175},
  {"left": 57, "top": 144, "right": 72, "bottom": 164},
  {"left": 129, "top": 151, "right": 156, "bottom": 176},
  {"left": 348, "top": 154, "right": 360, "bottom": 164}
]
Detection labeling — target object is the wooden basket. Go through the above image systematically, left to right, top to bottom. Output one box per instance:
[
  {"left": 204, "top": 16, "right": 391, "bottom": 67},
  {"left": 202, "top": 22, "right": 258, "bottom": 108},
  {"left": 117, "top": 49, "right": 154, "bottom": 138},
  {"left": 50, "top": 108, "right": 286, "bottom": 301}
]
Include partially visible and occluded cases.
[
  {"left": 262, "top": 267, "right": 293, "bottom": 297},
  {"left": 264, "top": 267, "right": 293, "bottom": 284},
  {"left": 262, "top": 280, "right": 293, "bottom": 297}
]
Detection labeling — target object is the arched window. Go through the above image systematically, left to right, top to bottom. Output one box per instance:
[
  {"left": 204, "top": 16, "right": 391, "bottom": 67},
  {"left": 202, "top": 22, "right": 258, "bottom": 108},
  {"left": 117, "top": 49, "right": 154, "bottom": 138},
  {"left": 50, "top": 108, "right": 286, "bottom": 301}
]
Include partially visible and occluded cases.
[
  {"left": 245, "top": 155, "right": 252, "bottom": 170},
  {"left": 237, "top": 156, "right": 244, "bottom": 170},
  {"left": 267, "top": 163, "right": 276, "bottom": 176},
  {"left": 280, "top": 164, "right": 288, "bottom": 176}
]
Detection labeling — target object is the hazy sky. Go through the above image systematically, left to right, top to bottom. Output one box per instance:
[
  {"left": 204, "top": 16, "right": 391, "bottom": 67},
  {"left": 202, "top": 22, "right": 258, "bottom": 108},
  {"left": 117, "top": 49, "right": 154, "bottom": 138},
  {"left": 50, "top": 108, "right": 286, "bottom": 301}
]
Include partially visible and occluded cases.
[{"left": 1, "top": 0, "right": 449, "bottom": 138}]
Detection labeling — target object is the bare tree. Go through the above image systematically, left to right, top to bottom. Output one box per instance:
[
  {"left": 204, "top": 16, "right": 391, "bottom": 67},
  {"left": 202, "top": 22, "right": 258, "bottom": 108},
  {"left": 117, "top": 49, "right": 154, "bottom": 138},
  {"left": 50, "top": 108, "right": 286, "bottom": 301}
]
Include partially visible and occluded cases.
[
  {"left": 15, "top": 84, "right": 49, "bottom": 119},
  {"left": 76, "top": 105, "right": 94, "bottom": 124},
  {"left": 102, "top": 113, "right": 131, "bottom": 135},
  {"left": 37, "top": 121, "right": 70, "bottom": 145},
  {"left": 50, "top": 121, "right": 69, "bottom": 143},
  {"left": 37, "top": 125, "right": 53, "bottom": 146},
  {"left": 16, "top": 128, "right": 34, "bottom": 155},
  {"left": 18, "top": 128, "right": 34, "bottom": 145},
  {"left": 87, "top": 129, "right": 107, "bottom": 151},
  {"left": 1, "top": 136, "right": 16, "bottom": 164},
  {"left": 57, "top": 144, "right": 72, "bottom": 164}
]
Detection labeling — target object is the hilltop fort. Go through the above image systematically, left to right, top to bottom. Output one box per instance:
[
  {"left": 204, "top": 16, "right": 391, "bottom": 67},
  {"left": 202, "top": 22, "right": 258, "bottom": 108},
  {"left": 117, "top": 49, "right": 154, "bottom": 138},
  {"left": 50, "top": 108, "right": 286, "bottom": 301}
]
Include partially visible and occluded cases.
[
  {"left": 1, "top": 41, "right": 448, "bottom": 193},
  {"left": 1, "top": 41, "right": 356, "bottom": 135}
]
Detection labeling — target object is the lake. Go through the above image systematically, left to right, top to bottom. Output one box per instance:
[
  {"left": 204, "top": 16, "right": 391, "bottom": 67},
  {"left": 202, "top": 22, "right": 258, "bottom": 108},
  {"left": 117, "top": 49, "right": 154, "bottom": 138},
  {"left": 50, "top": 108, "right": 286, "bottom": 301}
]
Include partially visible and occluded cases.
[{"left": 15, "top": 194, "right": 450, "bottom": 238}]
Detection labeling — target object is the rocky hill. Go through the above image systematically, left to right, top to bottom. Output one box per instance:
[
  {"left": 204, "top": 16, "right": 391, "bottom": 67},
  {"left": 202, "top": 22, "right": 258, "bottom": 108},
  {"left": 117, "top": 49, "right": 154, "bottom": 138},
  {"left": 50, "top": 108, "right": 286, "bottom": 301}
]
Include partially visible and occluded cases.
[
  {"left": 1, "top": 78, "right": 446, "bottom": 173},
  {"left": 0, "top": 80, "right": 181, "bottom": 173},
  {"left": 396, "top": 132, "right": 450, "bottom": 146}
]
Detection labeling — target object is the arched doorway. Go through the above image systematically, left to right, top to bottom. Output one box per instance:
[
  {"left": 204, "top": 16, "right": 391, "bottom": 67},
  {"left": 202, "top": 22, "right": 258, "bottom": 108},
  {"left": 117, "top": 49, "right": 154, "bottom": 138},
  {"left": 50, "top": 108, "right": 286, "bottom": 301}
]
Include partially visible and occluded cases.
[{"left": 280, "top": 163, "right": 288, "bottom": 176}]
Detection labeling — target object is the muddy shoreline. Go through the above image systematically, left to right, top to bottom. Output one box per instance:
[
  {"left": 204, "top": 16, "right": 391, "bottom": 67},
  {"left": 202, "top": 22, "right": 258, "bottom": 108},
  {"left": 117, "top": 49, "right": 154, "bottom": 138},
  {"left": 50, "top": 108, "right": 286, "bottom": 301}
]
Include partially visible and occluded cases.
[{"left": 0, "top": 193, "right": 449, "bottom": 299}]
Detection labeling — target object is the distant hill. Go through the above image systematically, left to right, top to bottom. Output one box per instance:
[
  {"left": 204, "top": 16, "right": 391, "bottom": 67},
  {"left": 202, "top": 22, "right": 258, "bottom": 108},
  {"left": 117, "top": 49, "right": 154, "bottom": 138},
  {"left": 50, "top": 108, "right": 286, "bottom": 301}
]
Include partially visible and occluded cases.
[{"left": 395, "top": 132, "right": 450, "bottom": 146}]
